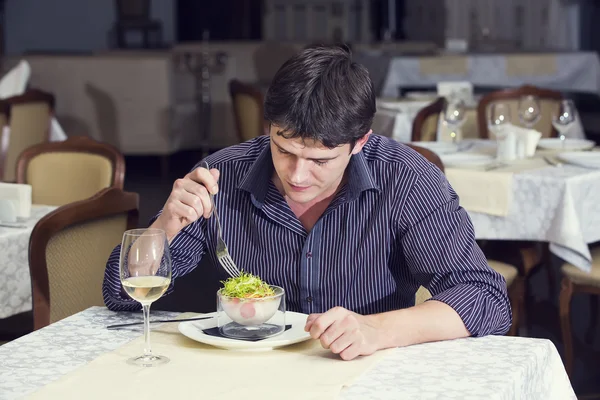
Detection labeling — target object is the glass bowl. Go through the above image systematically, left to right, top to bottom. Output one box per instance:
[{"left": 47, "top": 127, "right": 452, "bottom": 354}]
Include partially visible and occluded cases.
[{"left": 217, "top": 285, "right": 286, "bottom": 340}]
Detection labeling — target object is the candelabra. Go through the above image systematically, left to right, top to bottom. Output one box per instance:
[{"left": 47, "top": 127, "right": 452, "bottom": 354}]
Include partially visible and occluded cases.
[{"left": 174, "top": 34, "right": 228, "bottom": 144}]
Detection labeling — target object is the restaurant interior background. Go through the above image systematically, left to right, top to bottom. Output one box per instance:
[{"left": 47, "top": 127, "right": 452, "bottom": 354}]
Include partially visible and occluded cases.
[{"left": 1, "top": 0, "right": 600, "bottom": 397}]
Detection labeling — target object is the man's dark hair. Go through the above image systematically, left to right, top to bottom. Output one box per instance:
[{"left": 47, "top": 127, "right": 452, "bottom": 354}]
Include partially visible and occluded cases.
[{"left": 264, "top": 44, "right": 376, "bottom": 149}]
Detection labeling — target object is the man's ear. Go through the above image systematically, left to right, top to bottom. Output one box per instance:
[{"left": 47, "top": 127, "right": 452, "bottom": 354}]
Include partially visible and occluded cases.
[{"left": 351, "top": 130, "right": 372, "bottom": 155}]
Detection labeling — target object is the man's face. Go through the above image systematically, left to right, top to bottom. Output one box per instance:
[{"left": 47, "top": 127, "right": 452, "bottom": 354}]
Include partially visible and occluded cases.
[{"left": 269, "top": 125, "right": 369, "bottom": 204}]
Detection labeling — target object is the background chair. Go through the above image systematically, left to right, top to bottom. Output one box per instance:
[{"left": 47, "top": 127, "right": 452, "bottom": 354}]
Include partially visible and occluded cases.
[
  {"left": 229, "top": 79, "right": 267, "bottom": 142},
  {"left": 477, "top": 84, "right": 563, "bottom": 139},
  {"left": 1, "top": 88, "right": 55, "bottom": 182},
  {"left": 411, "top": 97, "right": 479, "bottom": 142},
  {"left": 16, "top": 136, "right": 125, "bottom": 206},
  {"left": 28, "top": 187, "right": 139, "bottom": 330},
  {"left": 559, "top": 246, "right": 600, "bottom": 377}
]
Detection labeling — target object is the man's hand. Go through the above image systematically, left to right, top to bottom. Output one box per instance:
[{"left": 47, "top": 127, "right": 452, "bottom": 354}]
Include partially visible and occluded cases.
[
  {"left": 153, "top": 166, "right": 220, "bottom": 242},
  {"left": 304, "top": 306, "right": 382, "bottom": 361}
]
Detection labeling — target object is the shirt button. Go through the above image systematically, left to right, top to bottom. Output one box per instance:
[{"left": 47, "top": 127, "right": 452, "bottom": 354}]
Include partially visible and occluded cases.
[
  {"left": 306, "top": 252, "right": 312, "bottom": 258},
  {"left": 306, "top": 296, "right": 313, "bottom": 302}
]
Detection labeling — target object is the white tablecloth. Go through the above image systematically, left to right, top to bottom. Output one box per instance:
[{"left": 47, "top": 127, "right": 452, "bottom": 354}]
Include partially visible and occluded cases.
[
  {"left": 381, "top": 52, "right": 600, "bottom": 98},
  {"left": 441, "top": 141, "right": 600, "bottom": 272},
  {"left": 469, "top": 161, "right": 600, "bottom": 272},
  {"left": 0, "top": 205, "right": 58, "bottom": 319},
  {"left": 0, "top": 307, "right": 576, "bottom": 400}
]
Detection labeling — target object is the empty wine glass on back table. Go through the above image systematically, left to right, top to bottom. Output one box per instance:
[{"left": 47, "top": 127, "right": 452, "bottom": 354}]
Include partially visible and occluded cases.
[
  {"left": 518, "top": 95, "right": 541, "bottom": 129},
  {"left": 443, "top": 99, "right": 466, "bottom": 144},
  {"left": 552, "top": 99, "right": 578, "bottom": 148},
  {"left": 488, "top": 103, "right": 511, "bottom": 135},
  {"left": 120, "top": 228, "right": 172, "bottom": 367}
]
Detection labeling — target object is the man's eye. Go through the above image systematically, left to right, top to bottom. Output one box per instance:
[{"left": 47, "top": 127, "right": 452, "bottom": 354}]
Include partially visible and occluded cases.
[{"left": 313, "top": 160, "right": 328, "bottom": 166}]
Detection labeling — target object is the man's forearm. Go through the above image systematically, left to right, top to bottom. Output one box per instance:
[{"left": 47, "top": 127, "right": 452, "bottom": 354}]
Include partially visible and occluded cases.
[{"left": 370, "top": 300, "right": 470, "bottom": 349}]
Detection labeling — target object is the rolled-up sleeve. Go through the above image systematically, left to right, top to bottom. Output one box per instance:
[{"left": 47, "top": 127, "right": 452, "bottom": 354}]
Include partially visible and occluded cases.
[
  {"left": 399, "top": 165, "right": 512, "bottom": 337},
  {"left": 102, "top": 215, "right": 208, "bottom": 311}
]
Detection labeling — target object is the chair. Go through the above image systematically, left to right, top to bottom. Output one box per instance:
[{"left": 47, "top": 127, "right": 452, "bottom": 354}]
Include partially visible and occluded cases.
[
  {"left": 113, "top": 0, "right": 162, "bottom": 49},
  {"left": 229, "top": 79, "right": 267, "bottom": 142},
  {"left": 477, "top": 84, "right": 563, "bottom": 139},
  {"left": 1, "top": 89, "right": 55, "bottom": 182},
  {"left": 411, "top": 97, "right": 479, "bottom": 142},
  {"left": 411, "top": 97, "right": 446, "bottom": 142},
  {"left": 16, "top": 136, "right": 125, "bottom": 206},
  {"left": 408, "top": 143, "right": 523, "bottom": 336},
  {"left": 28, "top": 187, "right": 139, "bottom": 330},
  {"left": 559, "top": 247, "right": 600, "bottom": 377}
]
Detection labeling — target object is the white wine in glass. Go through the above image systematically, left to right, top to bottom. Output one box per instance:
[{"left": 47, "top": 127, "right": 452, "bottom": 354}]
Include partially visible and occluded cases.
[{"left": 120, "top": 228, "right": 172, "bottom": 367}]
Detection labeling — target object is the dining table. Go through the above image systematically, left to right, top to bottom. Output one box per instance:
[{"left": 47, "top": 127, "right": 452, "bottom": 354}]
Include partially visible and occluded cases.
[
  {"left": 433, "top": 139, "right": 600, "bottom": 273},
  {"left": 0, "top": 205, "right": 58, "bottom": 319},
  {"left": 0, "top": 306, "right": 576, "bottom": 400}
]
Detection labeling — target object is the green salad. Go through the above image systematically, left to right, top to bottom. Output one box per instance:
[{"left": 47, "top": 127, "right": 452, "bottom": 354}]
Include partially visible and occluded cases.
[{"left": 220, "top": 272, "right": 275, "bottom": 298}]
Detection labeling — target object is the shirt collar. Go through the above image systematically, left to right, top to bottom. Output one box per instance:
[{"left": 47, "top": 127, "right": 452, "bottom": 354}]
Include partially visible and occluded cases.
[
  {"left": 237, "top": 142, "right": 380, "bottom": 206},
  {"left": 237, "top": 144, "right": 274, "bottom": 207}
]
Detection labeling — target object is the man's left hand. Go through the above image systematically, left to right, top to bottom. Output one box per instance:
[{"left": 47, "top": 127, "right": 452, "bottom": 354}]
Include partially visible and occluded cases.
[{"left": 304, "top": 306, "right": 382, "bottom": 360}]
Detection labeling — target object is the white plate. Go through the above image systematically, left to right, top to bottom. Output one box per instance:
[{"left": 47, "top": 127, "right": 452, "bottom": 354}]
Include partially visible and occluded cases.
[
  {"left": 537, "top": 138, "right": 595, "bottom": 151},
  {"left": 409, "top": 141, "right": 460, "bottom": 155},
  {"left": 557, "top": 152, "right": 600, "bottom": 169},
  {"left": 440, "top": 153, "right": 495, "bottom": 168},
  {"left": 178, "top": 311, "right": 311, "bottom": 351}
]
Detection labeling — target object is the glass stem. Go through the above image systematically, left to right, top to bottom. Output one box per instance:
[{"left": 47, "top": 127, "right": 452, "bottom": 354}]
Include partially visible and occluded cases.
[{"left": 142, "top": 303, "right": 152, "bottom": 357}]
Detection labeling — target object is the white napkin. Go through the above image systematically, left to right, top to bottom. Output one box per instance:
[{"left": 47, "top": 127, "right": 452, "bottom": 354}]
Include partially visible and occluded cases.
[
  {"left": 0, "top": 60, "right": 30, "bottom": 99},
  {"left": 492, "top": 124, "right": 542, "bottom": 159},
  {"left": 0, "top": 182, "right": 32, "bottom": 218}
]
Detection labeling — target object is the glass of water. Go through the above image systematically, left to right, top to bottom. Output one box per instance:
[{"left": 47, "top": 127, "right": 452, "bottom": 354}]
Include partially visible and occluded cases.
[{"left": 120, "top": 228, "right": 172, "bottom": 367}]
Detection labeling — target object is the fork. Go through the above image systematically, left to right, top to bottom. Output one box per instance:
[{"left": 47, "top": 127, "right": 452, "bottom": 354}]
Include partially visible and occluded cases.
[{"left": 200, "top": 161, "right": 241, "bottom": 278}]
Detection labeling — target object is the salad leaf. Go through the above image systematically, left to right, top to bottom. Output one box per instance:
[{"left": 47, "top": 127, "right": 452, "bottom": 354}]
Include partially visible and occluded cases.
[{"left": 220, "top": 272, "right": 275, "bottom": 298}]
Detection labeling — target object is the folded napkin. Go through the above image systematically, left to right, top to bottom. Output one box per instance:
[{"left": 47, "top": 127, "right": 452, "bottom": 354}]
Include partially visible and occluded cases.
[
  {"left": 505, "top": 54, "right": 557, "bottom": 76},
  {"left": 0, "top": 60, "right": 30, "bottom": 99},
  {"left": 445, "top": 157, "right": 549, "bottom": 217},
  {"left": 446, "top": 168, "right": 513, "bottom": 217},
  {"left": 0, "top": 182, "right": 32, "bottom": 218},
  {"left": 28, "top": 313, "right": 391, "bottom": 400}
]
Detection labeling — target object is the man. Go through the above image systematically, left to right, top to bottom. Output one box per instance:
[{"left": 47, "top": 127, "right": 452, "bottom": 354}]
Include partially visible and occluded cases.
[{"left": 103, "top": 45, "right": 511, "bottom": 361}]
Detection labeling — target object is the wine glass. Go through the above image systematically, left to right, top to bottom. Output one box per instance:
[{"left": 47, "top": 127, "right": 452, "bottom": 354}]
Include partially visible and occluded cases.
[
  {"left": 518, "top": 95, "right": 541, "bottom": 129},
  {"left": 443, "top": 99, "right": 466, "bottom": 144},
  {"left": 552, "top": 99, "right": 577, "bottom": 148},
  {"left": 488, "top": 103, "right": 511, "bottom": 136},
  {"left": 120, "top": 228, "right": 172, "bottom": 367}
]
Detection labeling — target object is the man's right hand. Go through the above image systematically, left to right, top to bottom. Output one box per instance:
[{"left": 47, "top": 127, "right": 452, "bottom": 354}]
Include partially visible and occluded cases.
[{"left": 152, "top": 166, "right": 220, "bottom": 241}]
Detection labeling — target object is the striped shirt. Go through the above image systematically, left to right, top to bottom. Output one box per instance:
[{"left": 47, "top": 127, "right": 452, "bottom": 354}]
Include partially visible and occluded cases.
[{"left": 103, "top": 135, "right": 511, "bottom": 337}]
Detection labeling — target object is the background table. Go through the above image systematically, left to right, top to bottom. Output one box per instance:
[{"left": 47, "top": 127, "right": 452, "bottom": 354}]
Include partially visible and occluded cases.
[
  {"left": 0, "top": 205, "right": 58, "bottom": 319},
  {"left": 0, "top": 307, "right": 576, "bottom": 400}
]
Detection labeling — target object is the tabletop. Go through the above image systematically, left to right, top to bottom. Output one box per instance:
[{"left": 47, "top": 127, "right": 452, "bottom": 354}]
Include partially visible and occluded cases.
[{"left": 0, "top": 307, "right": 576, "bottom": 400}]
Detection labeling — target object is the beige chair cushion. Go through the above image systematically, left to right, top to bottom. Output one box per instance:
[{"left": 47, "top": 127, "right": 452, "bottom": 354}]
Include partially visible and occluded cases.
[
  {"left": 233, "top": 93, "right": 263, "bottom": 142},
  {"left": 485, "top": 99, "right": 560, "bottom": 138},
  {"left": 4, "top": 102, "right": 51, "bottom": 181},
  {"left": 419, "top": 113, "right": 440, "bottom": 141},
  {"left": 27, "top": 152, "right": 113, "bottom": 206},
  {"left": 46, "top": 214, "right": 128, "bottom": 324},
  {"left": 561, "top": 247, "right": 600, "bottom": 287},
  {"left": 489, "top": 260, "right": 518, "bottom": 287},
  {"left": 415, "top": 286, "right": 432, "bottom": 305}
]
